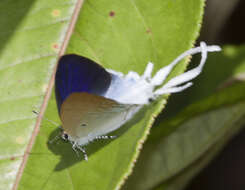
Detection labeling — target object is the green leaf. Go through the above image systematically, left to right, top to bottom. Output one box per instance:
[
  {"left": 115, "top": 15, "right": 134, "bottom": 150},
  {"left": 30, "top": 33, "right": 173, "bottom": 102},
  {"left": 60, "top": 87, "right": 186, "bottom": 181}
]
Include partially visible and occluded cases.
[
  {"left": 0, "top": 0, "right": 204, "bottom": 189},
  {"left": 0, "top": 0, "right": 77, "bottom": 189},
  {"left": 124, "top": 45, "right": 245, "bottom": 190},
  {"left": 154, "top": 105, "right": 245, "bottom": 190}
]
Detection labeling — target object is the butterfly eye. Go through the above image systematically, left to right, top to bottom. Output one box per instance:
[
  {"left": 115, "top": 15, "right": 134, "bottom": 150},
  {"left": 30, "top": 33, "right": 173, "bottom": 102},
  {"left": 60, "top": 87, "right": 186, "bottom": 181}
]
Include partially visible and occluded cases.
[
  {"left": 148, "top": 98, "right": 154, "bottom": 102},
  {"left": 62, "top": 133, "right": 69, "bottom": 141}
]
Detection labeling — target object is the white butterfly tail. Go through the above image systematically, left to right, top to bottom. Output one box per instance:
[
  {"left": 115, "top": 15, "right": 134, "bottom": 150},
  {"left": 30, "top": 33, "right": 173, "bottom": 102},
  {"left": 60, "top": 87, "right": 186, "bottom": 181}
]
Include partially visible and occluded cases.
[{"left": 153, "top": 42, "right": 221, "bottom": 95}]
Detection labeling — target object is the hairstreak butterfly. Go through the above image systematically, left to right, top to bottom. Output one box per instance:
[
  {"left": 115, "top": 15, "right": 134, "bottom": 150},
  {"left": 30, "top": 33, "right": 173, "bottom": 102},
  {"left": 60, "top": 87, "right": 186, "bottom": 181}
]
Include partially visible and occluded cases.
[{"left": 55, "top": 42, "right": 221, "bottom": 160}]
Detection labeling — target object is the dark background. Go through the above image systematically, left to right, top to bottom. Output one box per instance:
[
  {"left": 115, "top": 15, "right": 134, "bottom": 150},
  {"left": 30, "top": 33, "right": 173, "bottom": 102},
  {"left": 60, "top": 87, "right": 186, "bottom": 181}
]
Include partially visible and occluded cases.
[{"left": 186, "top": 0, "right": 245, "bottom": 189}]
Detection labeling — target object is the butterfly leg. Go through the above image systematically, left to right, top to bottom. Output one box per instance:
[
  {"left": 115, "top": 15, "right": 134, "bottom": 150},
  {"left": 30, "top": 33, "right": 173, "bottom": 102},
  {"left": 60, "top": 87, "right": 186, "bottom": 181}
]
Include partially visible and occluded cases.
[
  {"left": 95, "top": 135, "right": 117, "bottom": 140},
  {"left": 71, "top": 142, "right": 88, "bottom": 161},
  {"left": 72, "top": 143, "right": 80, "bottom": 157},
  {"left": 76, "top": 146, "right": 88, "bottom": 161}
]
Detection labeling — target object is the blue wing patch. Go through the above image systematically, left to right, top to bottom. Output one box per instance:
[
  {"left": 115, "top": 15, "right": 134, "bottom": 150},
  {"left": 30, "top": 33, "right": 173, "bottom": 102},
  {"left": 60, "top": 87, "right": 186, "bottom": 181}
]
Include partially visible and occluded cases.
[{"left": 55, "top": 54, "right": 111, "bottom": 113}]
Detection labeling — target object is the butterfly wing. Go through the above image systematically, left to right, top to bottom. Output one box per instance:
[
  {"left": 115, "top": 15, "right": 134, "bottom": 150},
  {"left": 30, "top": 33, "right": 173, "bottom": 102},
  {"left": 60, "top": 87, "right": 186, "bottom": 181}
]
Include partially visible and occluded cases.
[
  {"left": 55, "top": 54, "right": 111, "bottom": 113},
  {"left": 60, "top": 92, "right": 139, "bottom": 145}
]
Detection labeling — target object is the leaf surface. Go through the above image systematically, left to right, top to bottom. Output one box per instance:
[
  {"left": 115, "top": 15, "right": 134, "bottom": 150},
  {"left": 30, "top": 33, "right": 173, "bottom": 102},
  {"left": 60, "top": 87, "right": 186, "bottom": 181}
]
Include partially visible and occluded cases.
[
  {"left": 0, "top": 0, "right": 204, "bottom": 189},
  {"left": 0, "top": 0, "right": 78, "bottom": 189}
]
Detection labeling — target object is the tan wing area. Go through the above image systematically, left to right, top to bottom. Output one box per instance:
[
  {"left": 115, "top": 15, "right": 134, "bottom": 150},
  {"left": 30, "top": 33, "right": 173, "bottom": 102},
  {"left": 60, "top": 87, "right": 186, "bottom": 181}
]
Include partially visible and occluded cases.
[{"left": 60, "top": 92, "right": 131, "bottom": 140}]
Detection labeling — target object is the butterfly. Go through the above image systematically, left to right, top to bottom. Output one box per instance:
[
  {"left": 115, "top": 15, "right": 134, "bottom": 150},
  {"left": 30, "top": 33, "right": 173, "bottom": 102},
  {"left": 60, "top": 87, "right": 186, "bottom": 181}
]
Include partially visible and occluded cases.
[{"left": 55, "top": 42, "right": 221, "bottom": 160}]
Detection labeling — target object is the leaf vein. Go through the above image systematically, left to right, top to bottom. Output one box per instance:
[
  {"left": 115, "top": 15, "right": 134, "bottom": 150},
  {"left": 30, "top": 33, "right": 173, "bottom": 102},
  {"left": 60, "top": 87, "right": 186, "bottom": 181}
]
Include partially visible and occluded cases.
[
  {"left": 129, "top": 0, "right": 157, "bottom": 61},
  {"left": 0, "top": 53, "right": 56, "bottom": 71}
]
